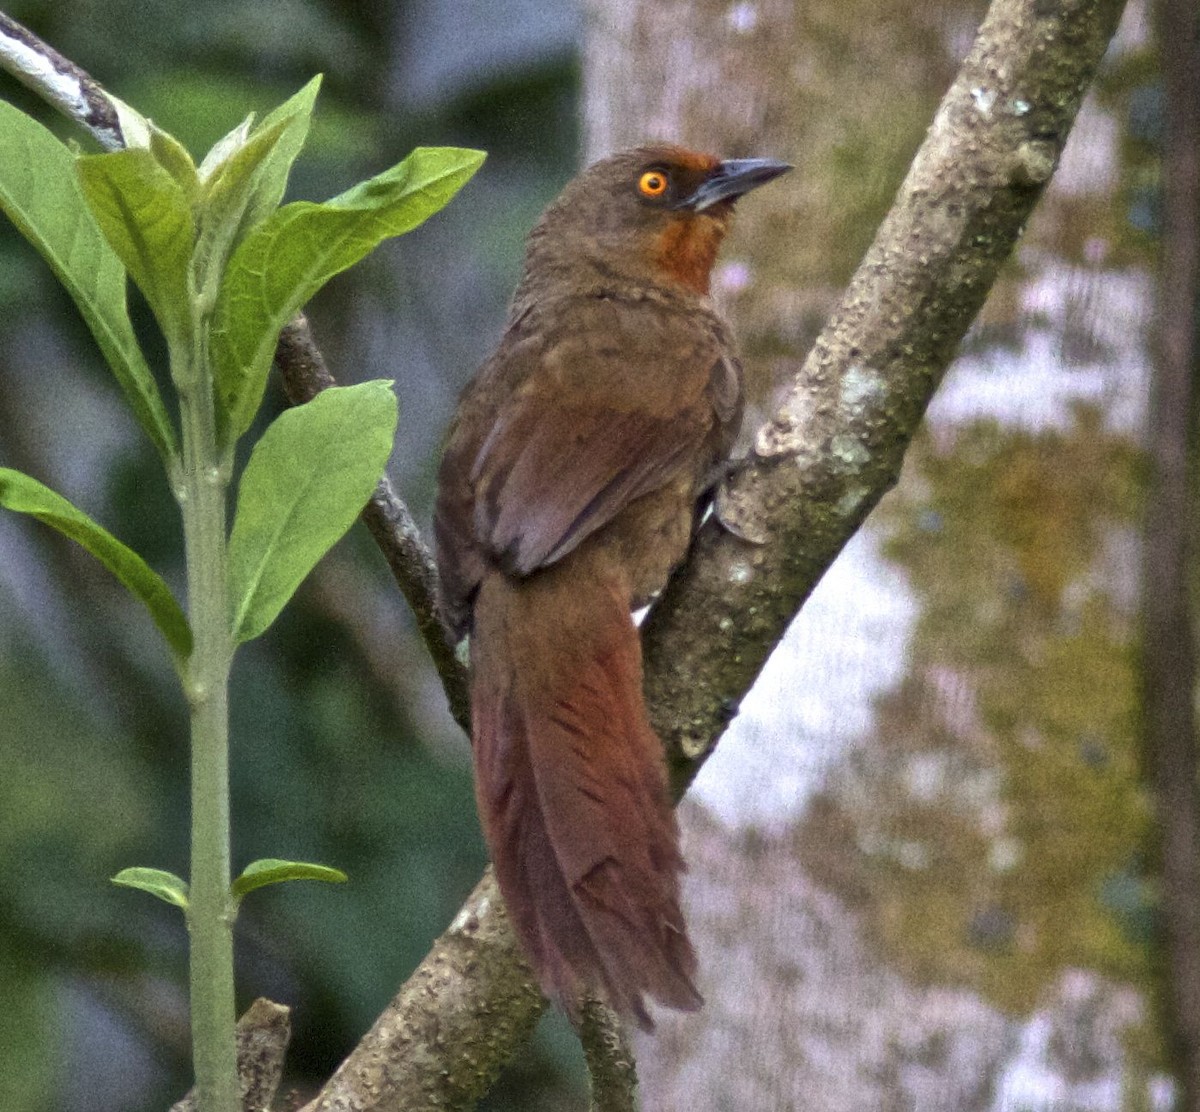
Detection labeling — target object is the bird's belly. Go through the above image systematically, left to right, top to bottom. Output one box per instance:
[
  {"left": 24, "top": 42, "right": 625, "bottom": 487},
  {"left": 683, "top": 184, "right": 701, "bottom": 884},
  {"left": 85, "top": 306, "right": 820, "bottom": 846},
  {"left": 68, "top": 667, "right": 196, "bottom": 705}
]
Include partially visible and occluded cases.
[{"left": 598, "top": 473, "right": 700, "bottom": 608}]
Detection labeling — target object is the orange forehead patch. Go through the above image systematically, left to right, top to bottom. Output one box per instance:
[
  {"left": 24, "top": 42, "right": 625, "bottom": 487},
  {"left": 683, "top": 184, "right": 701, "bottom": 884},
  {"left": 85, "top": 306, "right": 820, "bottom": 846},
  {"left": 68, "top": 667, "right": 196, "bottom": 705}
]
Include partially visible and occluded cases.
[{"left": 657, "top": 146, "right": 720, "bottom": 175}]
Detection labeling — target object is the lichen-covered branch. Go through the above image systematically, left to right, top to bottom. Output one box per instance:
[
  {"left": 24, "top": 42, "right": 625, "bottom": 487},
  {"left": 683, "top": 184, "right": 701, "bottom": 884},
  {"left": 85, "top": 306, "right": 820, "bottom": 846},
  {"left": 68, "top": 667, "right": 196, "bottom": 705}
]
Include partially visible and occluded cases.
[
  {"left": 297, "top": 869, "right": 545, "bottom": 1112},
  {"left": 580, "top": 997, "right": 639, "bottom": 1112}
]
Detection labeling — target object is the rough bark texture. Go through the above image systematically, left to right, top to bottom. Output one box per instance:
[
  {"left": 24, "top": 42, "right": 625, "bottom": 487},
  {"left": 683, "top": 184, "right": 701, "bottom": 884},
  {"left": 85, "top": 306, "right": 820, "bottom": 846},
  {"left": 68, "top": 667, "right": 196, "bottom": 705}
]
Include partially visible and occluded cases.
[
  {"left": 1145, "top": 0, "right": 1200, "bottom": 1103},
  {"left": 298, "top": 870, "right": 544, "bottom": 1112},
  {"left": 580, "top": 997, "right": 639, "bottom": 1112},
  {"left": 170, "top": 998, "right": 291, "bottom": 1112}
]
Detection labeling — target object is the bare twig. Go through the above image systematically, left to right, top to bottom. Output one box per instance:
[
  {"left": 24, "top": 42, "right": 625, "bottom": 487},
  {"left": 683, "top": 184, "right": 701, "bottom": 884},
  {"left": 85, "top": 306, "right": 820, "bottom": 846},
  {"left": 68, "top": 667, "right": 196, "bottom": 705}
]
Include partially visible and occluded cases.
[
  {"left": 0, "top": 11, "right": 123, "bottom": 148},
  {"left": 274, "top": 315, "right": 471, "bottom": 731},
  {"left": 170, "top": 999, "right": 292, "bottom": 1112}
]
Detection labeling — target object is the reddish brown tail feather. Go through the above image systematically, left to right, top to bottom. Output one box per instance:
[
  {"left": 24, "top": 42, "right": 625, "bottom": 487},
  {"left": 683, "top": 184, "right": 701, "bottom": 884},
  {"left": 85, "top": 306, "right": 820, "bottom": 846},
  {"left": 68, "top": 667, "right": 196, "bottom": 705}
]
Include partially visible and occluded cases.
[{"left": 469, "top": 565, "right": 702, "bottom": 1029}]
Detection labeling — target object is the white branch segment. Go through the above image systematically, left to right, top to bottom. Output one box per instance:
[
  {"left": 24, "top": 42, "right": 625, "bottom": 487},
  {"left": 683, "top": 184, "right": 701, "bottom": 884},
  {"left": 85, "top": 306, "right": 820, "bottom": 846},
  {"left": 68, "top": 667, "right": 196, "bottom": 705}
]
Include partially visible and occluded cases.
[{"left": 0, "top": 12, "right": 123, "bottom": 149}]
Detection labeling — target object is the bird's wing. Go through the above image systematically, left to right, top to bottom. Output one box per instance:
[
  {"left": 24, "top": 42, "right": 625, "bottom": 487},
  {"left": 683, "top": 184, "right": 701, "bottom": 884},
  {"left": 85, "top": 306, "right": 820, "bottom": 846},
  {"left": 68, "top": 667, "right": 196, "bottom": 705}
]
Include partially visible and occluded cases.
[{"left": 468, "top": 302, "right": 738, "bottom": 578}]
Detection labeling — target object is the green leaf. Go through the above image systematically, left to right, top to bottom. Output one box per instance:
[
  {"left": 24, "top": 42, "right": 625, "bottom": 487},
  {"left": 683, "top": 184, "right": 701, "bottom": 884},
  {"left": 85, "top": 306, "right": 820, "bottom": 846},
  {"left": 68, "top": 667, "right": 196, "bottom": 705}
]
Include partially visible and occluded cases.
[
  {"left": 238, "top": 75, "right": 323, "bottom": 233},
  {"left": 193, "top": 78, "right": 322, "bottom": 304},
  {"left": 105, "top": 92, "right": 153, "bottom": 150},
  {"left": 101, "top": 98, "right": 199, "bottom": 197},
  {"left": 0, "top": 102, "right": 177, "bottom": 464},
  {"left": 197, "top": 114, "right": 256, "bottom": 184},
  {"left": 192, "top": 116, "right": 290, "bottom": 303},
  {"left": 148, "top": 123, "right": 199, "bottom": 199},
  {"left": 213, "top": 145, "right": 485, "bottom": 440},
  {"left": 77, "top": 146, "right": 196, "bottom": 348},
  {"left": 228, "top": 381, "right": 397, "bottom": 643},
  {"left": 0, "top": 468, "right": 192, "bottom": 659},
  {"left": 230, "top": 858, "right": 347, "bottom": 903},
  {"left": 112, "top": 867, "right": 190, "bottom": 909}
]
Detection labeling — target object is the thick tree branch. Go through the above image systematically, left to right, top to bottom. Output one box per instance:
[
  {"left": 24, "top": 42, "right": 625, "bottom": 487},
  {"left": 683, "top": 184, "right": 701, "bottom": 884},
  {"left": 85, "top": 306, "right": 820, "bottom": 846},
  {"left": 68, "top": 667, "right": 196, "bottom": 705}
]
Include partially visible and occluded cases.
[
  {"left": 0, "top": 1, "right": 1128, "bottom": 1107},
  {"left": 298, "top": 870, "right": 545, "bottom": 1112}
]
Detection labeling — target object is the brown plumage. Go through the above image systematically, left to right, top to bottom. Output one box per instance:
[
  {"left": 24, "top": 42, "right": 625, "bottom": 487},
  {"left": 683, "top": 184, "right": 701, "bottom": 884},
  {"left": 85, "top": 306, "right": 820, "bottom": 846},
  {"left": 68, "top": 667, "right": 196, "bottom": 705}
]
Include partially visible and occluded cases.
[{"left": 434, "top": 145, "right": 789, "bottom": 1028}]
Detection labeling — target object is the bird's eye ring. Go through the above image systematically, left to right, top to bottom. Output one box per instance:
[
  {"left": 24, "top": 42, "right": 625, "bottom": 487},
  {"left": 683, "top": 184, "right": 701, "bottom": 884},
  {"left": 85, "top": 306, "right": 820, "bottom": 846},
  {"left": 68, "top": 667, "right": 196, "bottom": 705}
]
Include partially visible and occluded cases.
[{"left": 638, "top": 170, "right": 669, "bottom": 198}]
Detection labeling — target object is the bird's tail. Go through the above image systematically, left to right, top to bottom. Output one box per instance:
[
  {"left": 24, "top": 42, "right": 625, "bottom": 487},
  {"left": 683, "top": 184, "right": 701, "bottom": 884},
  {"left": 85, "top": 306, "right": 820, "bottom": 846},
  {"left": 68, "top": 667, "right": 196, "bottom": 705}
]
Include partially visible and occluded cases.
[{"left": 469, "top": 560, "right": 702, "bottom": 1029}]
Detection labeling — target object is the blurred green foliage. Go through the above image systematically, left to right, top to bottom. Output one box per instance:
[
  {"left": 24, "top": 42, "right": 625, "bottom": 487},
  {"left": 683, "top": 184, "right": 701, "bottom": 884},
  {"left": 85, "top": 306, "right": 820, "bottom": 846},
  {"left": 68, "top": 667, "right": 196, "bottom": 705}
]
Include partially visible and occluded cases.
[{"left": 0, "top": 0, "right": 584, "bottom": 1108}]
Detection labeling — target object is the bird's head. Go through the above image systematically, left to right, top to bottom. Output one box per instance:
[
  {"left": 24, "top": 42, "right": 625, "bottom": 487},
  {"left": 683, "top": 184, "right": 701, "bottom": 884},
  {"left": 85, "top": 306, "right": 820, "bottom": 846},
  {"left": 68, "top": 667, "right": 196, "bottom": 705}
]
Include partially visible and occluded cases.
[{"left": 523, "top": 145, "right": 791, "bottom": 296}]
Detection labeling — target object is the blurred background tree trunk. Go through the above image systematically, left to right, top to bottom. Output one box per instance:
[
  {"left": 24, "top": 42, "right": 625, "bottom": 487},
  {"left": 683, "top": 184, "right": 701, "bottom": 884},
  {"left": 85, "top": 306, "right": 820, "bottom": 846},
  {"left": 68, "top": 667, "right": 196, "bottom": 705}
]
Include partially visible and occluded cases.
[
  {"left": 583, "top": 0, "right": 962, "bottom": 420},
  {"left": 1145, "top": 0, "right": 1200, "bottom": 1104}
]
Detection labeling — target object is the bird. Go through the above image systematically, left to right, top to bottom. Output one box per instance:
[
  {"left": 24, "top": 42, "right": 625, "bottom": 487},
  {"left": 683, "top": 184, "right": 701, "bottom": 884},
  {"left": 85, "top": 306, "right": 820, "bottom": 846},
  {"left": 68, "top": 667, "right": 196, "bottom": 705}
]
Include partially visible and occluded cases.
[{"left": 434, "top": 144, "right": 790, "bottom": 1029}]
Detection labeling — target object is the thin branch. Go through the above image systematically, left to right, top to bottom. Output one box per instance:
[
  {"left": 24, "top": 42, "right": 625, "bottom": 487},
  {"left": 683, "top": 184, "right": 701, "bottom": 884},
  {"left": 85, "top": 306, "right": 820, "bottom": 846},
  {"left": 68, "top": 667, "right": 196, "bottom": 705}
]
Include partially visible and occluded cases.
[{"left": 274, "top": 316, "right": 471, "bottom": 731}]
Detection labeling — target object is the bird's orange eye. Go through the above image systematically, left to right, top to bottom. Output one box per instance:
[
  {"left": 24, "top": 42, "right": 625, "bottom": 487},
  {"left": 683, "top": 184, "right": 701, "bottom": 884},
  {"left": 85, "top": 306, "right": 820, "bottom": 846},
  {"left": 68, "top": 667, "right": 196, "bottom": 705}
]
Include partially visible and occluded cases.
[{"left": 638, "top": 170, "right": 669, "bottom": 198}]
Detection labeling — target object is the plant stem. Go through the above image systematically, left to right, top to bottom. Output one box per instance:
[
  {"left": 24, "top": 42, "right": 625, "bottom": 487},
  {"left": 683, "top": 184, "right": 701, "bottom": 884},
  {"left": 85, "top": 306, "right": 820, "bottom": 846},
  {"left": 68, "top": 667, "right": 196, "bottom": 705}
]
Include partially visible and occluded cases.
[{"left": 177, "top": 324, "right": 238, "bottom": 1112}]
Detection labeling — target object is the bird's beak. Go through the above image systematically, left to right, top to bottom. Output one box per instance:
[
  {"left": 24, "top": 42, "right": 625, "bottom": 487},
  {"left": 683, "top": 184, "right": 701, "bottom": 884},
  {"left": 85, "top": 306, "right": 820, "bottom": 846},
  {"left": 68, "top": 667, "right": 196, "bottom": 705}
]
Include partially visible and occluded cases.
[{"left": 677, "top": 158, "right": 792, "bottom": 211}]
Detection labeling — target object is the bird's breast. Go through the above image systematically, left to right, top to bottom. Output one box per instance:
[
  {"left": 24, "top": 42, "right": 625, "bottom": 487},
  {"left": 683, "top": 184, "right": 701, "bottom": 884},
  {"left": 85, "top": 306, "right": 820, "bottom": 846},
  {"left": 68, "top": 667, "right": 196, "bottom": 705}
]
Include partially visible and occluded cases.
[{"left": 649, "top": 212, "right": 730, "bottom": 295}]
